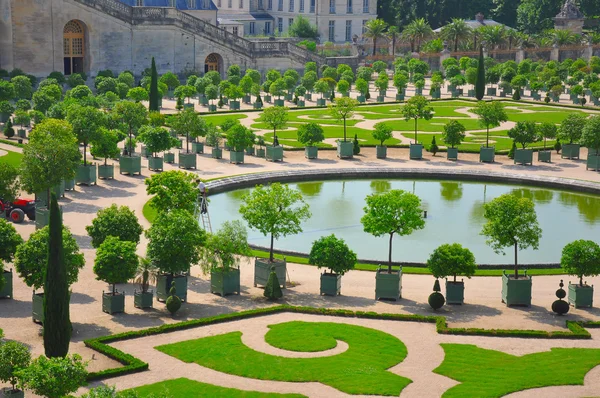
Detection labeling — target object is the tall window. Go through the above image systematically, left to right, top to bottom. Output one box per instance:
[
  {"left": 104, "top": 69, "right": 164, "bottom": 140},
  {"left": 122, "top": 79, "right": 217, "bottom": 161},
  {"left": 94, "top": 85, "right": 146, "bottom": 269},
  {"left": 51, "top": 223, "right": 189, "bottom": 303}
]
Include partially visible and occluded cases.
[
  {"left": 136, "top": 0, "right": 143, "bottom": 6},
  {"left": 170, "top": 0, "right": 175, "bottom": 6},
  {"left": 188, "top": 0, "right": 196, "bottom": 8},
  {"left": 217, "top": 0, "right": 221, "bottom": 6},
  {"left": 228, "top": 0, "right": 232, "bottom": 7},
  {"left": 239, "top": 0, "right": 243, "bottom": 7},
  {"left": 258, "top": 0, "right": 263, "bottom": 9},
  {"left": 268, "top": 0, "right": 272, "bottom": 9},
  {"left": 278, "top": 0, "right": 283, "bottom": 10},
  {"left": 289, "top": 0, "right": 294, "bottom": 11},
  {"left": 299, "top": 0, "right": 304, "bottom": 12},
  {"left": 310, "top": 0, "right": 315, "bottom": 12},
  {"left": 329, "top": 0, "right": 335, "bottom": 13},
  {"left": 347, "top": 0, "right": 352, "bottom": 13},
  {"left": 362, "top": 0, "right": 368, "bottom": 13},
  {"left": 278, "top": 17, "right": 283, "bottom": 33},
  {"left": 289, "top": 18, "right": 294, "bottom": 28},
  {"left": 362, "top": 19, "right": 367, "bottom": 33},
  {"left": 328, "top": 20, "right": 335, "bottom": 41},
  {"left": 345, "top": 20, "right": 352, "bottom": 41},
  {"left": 265, "top": 21, "right": 271, "bottom": 34},
  {"left": 250, "top": 22, "right": 256, "bottom": 34},
  {"left": 233, "top": 26, "right": 239, "bottom": 35}
]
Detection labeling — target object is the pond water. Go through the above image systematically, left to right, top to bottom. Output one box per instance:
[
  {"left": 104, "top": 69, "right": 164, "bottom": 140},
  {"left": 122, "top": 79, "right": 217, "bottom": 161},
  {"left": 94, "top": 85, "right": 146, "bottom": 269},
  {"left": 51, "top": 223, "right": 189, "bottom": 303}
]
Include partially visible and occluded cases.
[{"left": 207, "top": 179, "right": 600, "bottom": 264}]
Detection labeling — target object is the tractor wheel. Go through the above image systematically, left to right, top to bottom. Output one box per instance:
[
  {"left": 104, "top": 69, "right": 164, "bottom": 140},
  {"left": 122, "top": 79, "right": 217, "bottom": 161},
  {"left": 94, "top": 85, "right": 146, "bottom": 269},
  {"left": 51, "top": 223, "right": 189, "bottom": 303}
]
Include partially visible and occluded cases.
[{"left": 9, "top": 208, "right": 25, "bottom": 223}]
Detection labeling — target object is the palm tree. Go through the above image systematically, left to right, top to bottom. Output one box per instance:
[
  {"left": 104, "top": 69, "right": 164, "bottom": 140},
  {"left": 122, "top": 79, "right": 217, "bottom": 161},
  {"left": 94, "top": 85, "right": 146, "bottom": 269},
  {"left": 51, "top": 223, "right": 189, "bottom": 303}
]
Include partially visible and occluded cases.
[
  {"left": 404, "top": 18, "right": 433, "bottom": 52},
  {"left": 364, "top": 19, "right": 389, "bottom": 56},
  {"left": 441, "top": 19, "right": 472, "bottom": 52},
  {"left": 479, "top": 25, "right": 506, "bottom": 57},
  {"left": 387, "top": 26, "right": 400, "bottom": 57},
  {"left": 547, "top": 29, "right": 576, "bottom": 46}
]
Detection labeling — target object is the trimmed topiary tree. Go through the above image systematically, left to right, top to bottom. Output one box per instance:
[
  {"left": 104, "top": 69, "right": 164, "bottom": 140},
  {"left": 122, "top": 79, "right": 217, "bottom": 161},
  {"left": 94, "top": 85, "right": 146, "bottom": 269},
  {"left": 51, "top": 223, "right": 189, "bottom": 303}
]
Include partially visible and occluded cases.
[
  {"left": 149, "top": 57, "right": 160, "bottom": 112},
  {"left": 401, "top": 95, "right": 433, "bottom": 145},
  {"left": 145, "top": 170, "right": 198, "bottom": 215},
  {"left": 86, "top": 204, "right": 143, "bottom": 249},
  {"left": 309, "top": 234, "right": 357, "bottom": 296},
  {"left": 94, "top": 236, "right": 139, "bottom": 295},
  {"left": 561, "top": 240, "right": 600, "bottom": 287},
  {"left": 427, "top": 243, "right": 477, "bottom": 283},
  {"left": 263, "top": 266, "right": 283, "bottom": 300},
  {"left": 428, "top": 279, "right": 445, "bottom": 310},
  {"left": 166, "top": 281, "right": 182, "bottom": 315},
  {"left": 0, "top": 340, "right": 31, "bottom": 396},
  {"left": 17, "top": 354, "right": 87, "bottom": 398}
]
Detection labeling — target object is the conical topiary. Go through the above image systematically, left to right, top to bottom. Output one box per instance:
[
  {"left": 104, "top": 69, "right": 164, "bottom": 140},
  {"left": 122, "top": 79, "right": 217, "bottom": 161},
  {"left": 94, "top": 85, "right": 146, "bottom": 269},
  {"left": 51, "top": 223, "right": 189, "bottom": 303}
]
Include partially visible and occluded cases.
[
  {"left": 512, "top": 88, "right": 521, "bottom": 101},
  {"left": 3, "top": 119, "right": 15, "bottom": 138},
  {"left": 353, "top": 134, "right": 360, "bottom": 155},
  {"left": 430, "top": 136, "right": 438, "bottom": 156},
  {"left": 554, "top": 138, "right": 562, "bottom": 154},
  {"left": 264, "top": 266, "right": 283, "bottom": 300},
  {"left": 428, "top": 279, "right": 445, "bottom": 310},
  {"left": 552, "top": 279, "right": 569, "bottom": 315},
  {"left": 166, "top": 281, "right": 182, "bottom": 315}
]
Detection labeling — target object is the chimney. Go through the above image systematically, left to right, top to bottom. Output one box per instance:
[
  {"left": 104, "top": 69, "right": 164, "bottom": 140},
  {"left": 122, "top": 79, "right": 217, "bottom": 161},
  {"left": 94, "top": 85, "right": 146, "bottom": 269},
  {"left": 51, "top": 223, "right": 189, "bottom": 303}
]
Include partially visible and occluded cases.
[{"left": 475, "top": 13, "right": 484, "bottom": 23}]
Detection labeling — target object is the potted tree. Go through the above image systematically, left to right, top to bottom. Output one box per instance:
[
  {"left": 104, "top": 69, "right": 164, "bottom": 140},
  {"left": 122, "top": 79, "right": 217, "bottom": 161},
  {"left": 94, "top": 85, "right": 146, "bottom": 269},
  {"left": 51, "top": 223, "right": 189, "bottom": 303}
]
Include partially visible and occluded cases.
[
  {"left": 301, "top": 71, "right": 317, "bottom": 102},
  {"left": 393, "top": 73, "right": 408, "bottom": 101},
  {"left": 375, "top": 74, "right": 389, "bottom": 102},
  {"left": 239, "top": 75, "right": 253, "bottom": 104},
  {"left": 194, "top": 76, "right": 210, "bottom": 106},
  {"left": 270, "top": 78, "right": 287, "bottom": 107},
  {"left": 355, "top": 78, "right": 368, "bottom": 103},
  {"left": 315, "top": 79, "right": 330, "bottom": 107},
  {"left": 262, "top": 80, "right": 272, "bottom": 103},
  {"left": 252, "top": 83, "right": 263, "bottom": 109},
  {"left": 205, "top": 84, "right": 218, "bottom": 112},
  {"left": 174, "top": 85, "right": 196, "bottom": 110},
  {"left": 227, "top": 85, "right": 244, "bottom": 110},
  {"left": 295, "top": 85, "right": 307, "bottom": 107},
  {"left": 401, "top": 95, "right": 433, "bottom": 160},
  {"left": 330, "top": 97, "right": 358, "bottom": 159},
  {"left": 0, "top": 101, "right": 15, "bottom": 124},
  {"left": 114, "top": 101, "right": 147, "bottom": 175},
  {"left": 472, "top": 101, "right": 507, "bottom": 163},
  {"left": 67, "top": 105, "right": 105, "bottom": 185},
  {"left": 258, "top": 106, "right": 288, "bottom": 162},
  {"left": 172, "top": 109, "right": 207, "bottom": 170},
  {"left": 14, "top": 110, "right": 30, "bottom": 139},
  {"left": 558, "top": 113, "right": 586, "bottom": 160},
  {"left": 582, "top": 115, "right": 600, "bottom": 171},
  {"left": 441, "top": 120, "right": 466, "bottom": 160},
  {"left": 508, "top": 121, "right": 538, "bottom": 165},
  {"left": 297, "top": 122, "right": 325, "bottom": 159},
  {"left": 372, "top": 122, "right": 393, "bottom": 159},
  {"left": 537, "top": 122, "right": 556, "bottom": 163},
  {"left": 227, "top": 124, "right": 254, "bottom": 164},
  {"left": 138, "top": 125, "right": 177, "bottom": 172},
  {"left": 206, "top": 127, "right": 223, "bottom": 159},
  {"left": 90, "top": 128, "right": 120, "bottom": 180},
  {"left": 245, "top": 130, "right": 257, "bottom": 156},
  {"left": 256, "top": 136, "right": 266, "bottom": 158},
  {"left": 239, "top": 183, "right": 310, "bottom": 289},
  {"left": 361, "top": 190, "right": 425, "bottom": 300},
  {"left": 481, "top": 194, "right": 542, "bottom": 307},
  {"left": 85, "top": 204, "right": 143, "bottom": 249},
  {"left": 146, "top": 209, "right": 206, "bottom": 302},
  {"left": 0, "top": 219, "right": 23, "bottom": 299},
  {"left": 200, "top": 220, "right": 250, "bottom": 297},
  {"left": 14, "top": 225, "right": 85, "bottom": 323},
  {"left": 309, "top": 234, "right": 357, "bottom": 296},
  {"left": 93, "top": 236, "right": 138, "bottom": 314},
  {"left": 560, "top": 240, "right": 600, "bottom": 308},
  {"left": 427, "top": 243, "right": 477, "bottom": 304},
  {"left": 133, "top": 257, "right": 157, "bottom": 309},
  {"left": 0, "top": 341, "right": 31, "bottom": 398},
  {"left": 17, "top": 354, "right": 87, "bottom": 398}
]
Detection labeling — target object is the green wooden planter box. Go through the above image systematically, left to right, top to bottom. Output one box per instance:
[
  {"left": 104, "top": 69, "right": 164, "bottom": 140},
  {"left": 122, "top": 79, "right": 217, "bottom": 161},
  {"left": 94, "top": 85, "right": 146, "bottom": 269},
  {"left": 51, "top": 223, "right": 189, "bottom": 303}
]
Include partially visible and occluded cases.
[
  {"left": 415, "top": 88, "right": 423, "bottom": 96},
  {"left": 467, "top": 89, "right": 476, "bottom": 97},
  {"left": 431, "top": 90, "right": 441, "bottom": 99},
  {"left": 499, "top": 91, "right": 506, "bottom": 98},
  {"left": 342, "top": 92, "right": 350, "bottom": 97},
  {"left": 285, "top": 93, "right": 293, "bottom": 101},
  {"left": 305, "top": 93, "right": 312, "bottom": 101},
  {"left": 395, "top": 94, "right": 404, "bottom": 101},
  {"left": 199, "top": 95, "right": 208, "bottom": 105},
  {"left": 243, "top": 95, "right": 251, "bottom": 104},
  {"left": 264, "top": 95, "right": 272, "bottom": 102},
  {"left": 358, "top": 95, "right": 366, "bottom": 103},
  {"left": 376, "top": 95, "right": 385, "bottom": 102},
  {"left": 222, "top": 97, "right": 229, "bottom": 105},
  {"left": 317, "top": 98, "right": 326, "bottom": 107},
  {"left": 572, "top": 98, "right": 580, "bottom": 105},
  {"left": 274, "top": 99, "right": 285, "bottom": 106},
  {"left": 229, "top": 100, "right": 241, "bottom": 110},
  {"left": 297, "top": 100, "right": 305, "bottom": 107},
  {"left": 253, "top": 102, "right": 263, "bottom": 109},
  {"left": 183, "top": 103, "right": 194, "bottom": 110},
  {"left": 208, "top": 104, "right": 217, "bottom": 112},
  {"left": 0, "top": 113, "right": 9, "bottom": 123},
  {"left": 17, "top": 129, "right": 26, "bottom": 138},
  {"left": 170, "top": 130, "right": 178, "bottom": 138},
  {"left": 337, "top": 140, "right": 354, "bottom": 159},
  {"left": 192, "top": 141, "right": 204, "bottom": 154},
  {"left": 224, "top": 142, "right": 231, "bottom": 151},
  {"left": 409, "top": 143, "right": 423, "bottom": 160},
  {"left": 561, "top": 144, "right": 580, "bottom": 159},
  {"left": 141, "top": 145, "right": 149, "bottom": 158},
  {"left": 266, "top": 145, "right": 284, "bottom": 162},
  {"left": 376, "top": 145, "right": 387, "bottom": 159},
  {"left": 245, "top": 146, "right": 255, "bottom": 156},
  {"left": 305, "top": 146, "right": 318, "bottom": 159},
  {"left": 479, "top": 146, "right": 495, "bottom": 163},
  {"left": 447, "top": 147, "right": 458, "bottom": 160},
  {"left": 212, "top": 148, "right": 223, "bottom": 159},
  {"left": 256, "top": 148, "right": 265, "bottom": 158},
  {"left": 514, "top": 149, "right": 533, "bottom": 165},
  {"left": 538, "top": 150, "right": 551, "bottom": 163},
  {"left": 230, "top": 151, "right": 245, "bottom": 164},
  {"left": 164, "top": 152, "right": 175, "bottom": 163},
  {"left": 178, "top": 152, "right": 197, "bottom": 169},
  {"left": 586, "top": 154, "right": 600, "bottom": 171},
  {"left": 119, "top": 156, "right": 142, "bottom": 175},
  {"left": 148, "top": 156, "right": 164, "bottom": 171},
  {"left": 76, "top": 163, "right": 97, "bottom": 185},
  {"left": 98, "top": 164, "right": 114, "bottom": 179},
  {"left": 64, "top": 178, "right": 76, "bottom": 191},
  {"left": 36, "top": 182, "right": 64, "bottom": 208},
  {"left": 35, "top": 207, "right": 49, "bottom": 230},
  {"left": 254, "top": 258, "right": 286, "bottom": 288},
  {"left": 375, "top": 265, "right": 402, "bottom": 301},
  {"left": 211, "top": 268, "right": 240, "bottom": 296},
  {"left": 0, "top": 269, "right": 13, "bottom": 299},
  {"left": 501, "top": 272, "right": 532, "bottom": 307},
  {"left": 320, "top": 273, "right": 342, "bottom": 296},
  {"left": 156, "top": 274, "right": 187, "bottom": 302},
  {"left": 445, "top": 280, "right": 464, "bottom": 304},
  {"left": 568, "top": 283, "right": 593, "bottom": 308},
  {"left": 133, "top": 291, "right": 153, "bottom": 309},
  {"left": 32, "top": 292, "right": 44, "bottom": 324},
  {"left": 102, "top": 292, "right": 125, "bottom": 314},
  {"left": 1, "top": 387, "right": 24, "bottom": 398}
]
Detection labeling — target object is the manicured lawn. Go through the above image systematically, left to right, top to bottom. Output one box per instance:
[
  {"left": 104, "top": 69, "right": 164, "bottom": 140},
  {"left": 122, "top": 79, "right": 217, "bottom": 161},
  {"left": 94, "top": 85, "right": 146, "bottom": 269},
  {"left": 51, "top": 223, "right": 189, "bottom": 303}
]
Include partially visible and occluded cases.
[
  {"left": 202, "top": 113, "right": 247, "bottom": 126},
  {"left": 263, "top": 125, "right": 402, "bottom": 147},
  {"left": 0, "top": 149, "right": 22, "bottom": 168},
  {"left": 142, "top": 201, "right": 158, "bottom": 223},
  {"left": 155, "top": 321, "right": 411, "bottom": 396},
  {"left": 434, "top": 344, "right": 600, "bottom": 398},
  {"left": 130, "top": 378, "right": 306, "bottom": 398}
]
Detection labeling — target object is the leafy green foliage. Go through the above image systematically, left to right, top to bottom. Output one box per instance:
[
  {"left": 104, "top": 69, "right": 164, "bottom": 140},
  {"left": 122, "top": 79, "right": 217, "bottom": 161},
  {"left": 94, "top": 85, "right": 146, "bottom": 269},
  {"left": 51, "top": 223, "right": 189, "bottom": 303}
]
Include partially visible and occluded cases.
[
  {"left": 289, "top": 15, "right": 318, "bottom": 38},
  {"left": 475, "top": 47, "right": 485, "bottom": 100},
  {"left": 401, "top": 95, "right": 433, "bottom": 144},
  {"left": 329, "top": 97, "right": 358, "bottom": 141},
  {"left": 112, "top": 101, "right": 148, "bottom": 154},
  {"left": 472, "top": 101, "right": 508, "bottom": 148},
  {"left": 259, "top": 106, "right": 288, "bottom": 144},
  {"left": 171, "top": 108, "right": 208, "bottom": 152},
  {"left": 558, "top": 112, "right": 587, "bottom": 144},
  {"left": 581, "top": 115, "right": 600, "bottom": 152},
  {"left": 442, "top": 120, "right": 466, "bottom": 148},
  {"left": 508, "top": 121, "right": 539, "bottom": 149},
  {"left": 297, "top": 122, "right": 324, "bottom": 146},
  {"left": 372, "top": 122, "right": 393, "bottom": 146},
  {"left": 226, "top": 124, "right": 255, "bottom": 152},
  {"left": 138, "top": 126, "right": 176, "bottom": 157},
  {"left": 90, "top": 129, "right": 121, "bottom": 165},
  {"left": 429, "top": 136, "right": 439, "bottom": 155},
  {"left": 145, "top": 170, "right": 197, "bottom": 215},
  {"left": 239, "top": 183, "right": 310, "bottom": 261},
  {"left": 86, "top": 204, "right": 143, "bottom": 249},
  {"left": 145, "top": 210, "right": 205, "bottom": 275},
  {"left": 0, "top": 219, "right": 23, "bottom": 267},
  {"left": 200, "top": 220, "right": 250, "bottom": 273},
  {"left": 308, "top": 234, "right": 357, "bottom": 275},
  {"left": 94, "top": 236, "right": 138, "bottom": 294},
  {"left": 560, "top": 240, "right": 600, "bottom": 286},
  {"left": 427, "top": 243, "right": 477, "bottom": 282},
  {"left": 264, "top": 267, "right": 283, "bottom": 300},
  {"left": 166, "top": 282, "right": 182, "bottom": 315},
  {"left": 0, "top": 340, "right": 31, "bottom": 391},
  {"left": 434, "top": 344, "right": 600, "bottom": 398},
  {"left": 17, "top": 354, "right": 88, "bottom": 398}
]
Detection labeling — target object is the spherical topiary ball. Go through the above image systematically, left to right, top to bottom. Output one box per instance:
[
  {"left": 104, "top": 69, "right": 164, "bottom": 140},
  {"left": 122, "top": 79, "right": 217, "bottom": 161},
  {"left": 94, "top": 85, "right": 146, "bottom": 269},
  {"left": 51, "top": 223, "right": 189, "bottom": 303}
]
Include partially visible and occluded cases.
[
  {"left": 555, "top": 288, "right": 567, "bottom": 300},
  {"left": 428, "top": 292, "right": 445, "bottom": 310},
  {"left": 552, "top": 299, "right": 569, "bottom": 315}
]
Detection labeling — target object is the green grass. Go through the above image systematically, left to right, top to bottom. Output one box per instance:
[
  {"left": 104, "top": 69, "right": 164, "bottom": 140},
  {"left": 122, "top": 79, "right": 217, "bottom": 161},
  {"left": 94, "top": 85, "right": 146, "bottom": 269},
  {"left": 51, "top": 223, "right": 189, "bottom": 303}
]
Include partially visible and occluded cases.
[
  {"left": 202, "top": 113, "right": 247, "bottom": 126},
  {"left": 263, "top": 125, "right": 402, "bottom": 147},
  {"left": 0, "top": 149, "right": 22, "bottom": 168},
  {"left": 142, "top": 201, "right": 158, "bottom": 223},
  {"left": 155, "top": 321, "right": 411, "bottom": 396},
  {"left": 434, "top": 344, "right": 600, "bottom": 397},
  {"left": 129, "top": 378, "right": 306, "bottom": 397}
]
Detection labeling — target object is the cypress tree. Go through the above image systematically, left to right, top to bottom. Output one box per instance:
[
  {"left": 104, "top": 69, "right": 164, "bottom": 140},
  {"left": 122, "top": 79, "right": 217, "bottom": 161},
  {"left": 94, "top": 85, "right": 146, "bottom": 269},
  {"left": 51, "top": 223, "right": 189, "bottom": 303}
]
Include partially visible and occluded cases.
[
  {"left": 475, "top": 46, "right": 485, "bottom": 101},
  {"left": 149, "top": 57, "right": 159, "bottom": 112},
  {"left": 43, "top": 193, "right": 71, "bottom": 358}
]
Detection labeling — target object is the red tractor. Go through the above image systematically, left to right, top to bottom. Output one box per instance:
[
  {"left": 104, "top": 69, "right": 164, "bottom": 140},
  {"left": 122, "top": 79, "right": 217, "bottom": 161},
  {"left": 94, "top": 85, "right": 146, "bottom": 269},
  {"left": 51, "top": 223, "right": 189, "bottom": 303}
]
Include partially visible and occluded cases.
[{"left": 0, "top": 197, "right": 36, "bottom": 223}]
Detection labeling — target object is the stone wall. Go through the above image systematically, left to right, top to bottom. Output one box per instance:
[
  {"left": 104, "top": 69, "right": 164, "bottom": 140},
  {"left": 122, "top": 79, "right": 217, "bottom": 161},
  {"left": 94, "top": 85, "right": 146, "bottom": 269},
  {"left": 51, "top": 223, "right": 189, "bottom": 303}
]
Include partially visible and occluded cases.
[{"left": 0, "top": 0, "right": 14, "bottom": 71}]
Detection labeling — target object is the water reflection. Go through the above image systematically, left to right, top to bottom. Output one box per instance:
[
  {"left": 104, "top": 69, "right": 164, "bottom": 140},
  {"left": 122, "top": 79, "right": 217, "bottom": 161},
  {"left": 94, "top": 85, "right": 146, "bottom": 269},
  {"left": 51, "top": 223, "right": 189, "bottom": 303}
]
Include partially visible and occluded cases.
[
  {"left": 370, "top": 180, "right": 391, "bottom": 193},
  {"left": 297, "top": 181, "right": 323, "bottom": 197},
  {"left": 440, "top": 181, "right": 463, "bottom": 202},
  {"left": 510, "top": 188, "right": 554, "bottom": 204},
  {"left": 558, "top": 192, "right": 600, "bottom": 223}
]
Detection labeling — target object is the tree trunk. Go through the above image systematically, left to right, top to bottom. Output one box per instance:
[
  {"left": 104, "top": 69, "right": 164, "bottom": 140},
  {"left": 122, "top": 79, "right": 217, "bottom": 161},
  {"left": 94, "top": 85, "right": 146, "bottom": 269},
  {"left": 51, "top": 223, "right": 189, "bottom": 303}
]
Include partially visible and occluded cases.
[
  {"left": 392, "top": 37, "right": 396, "bottom": 56},
  {"left": 372, "top": 38, "right": 377, "bottom": 56},
  {"left": 454, "top": 38, "right": 458, "bottom": 52},
  {"left": 343, "top": 117, "right": 347, "bottom": 141},
  {"left": 414, "top": 118, "right": 418, "bottom": 144},
  {"left": 486, "top": 126, "right": 489, "bottom": 148},
  {"left": 273, "top": 128, "right": 277, "bottom": 146},
  {"left": 186, "top": 133, "right": 190, "bottom": 153},
  {"left": 83, "top": 142, "right": 87, "bottom": 165},
  {"left": 46, "top": 187, "right": 51, "bottom": 210},
  {"left": 270, "top": 232, "right": 274, "bottom": 262},
  {"left": 388, "top": 232, "right": 394, "bottom": 273},
  {"left": 514, "top": 241, "right": 518, "bottom": 279},
  {"left": 453, "top": 274, "right": 457, "bottom": 283},
  {"left": 112, "top": 283, "right": 116, "bottom": 295}
]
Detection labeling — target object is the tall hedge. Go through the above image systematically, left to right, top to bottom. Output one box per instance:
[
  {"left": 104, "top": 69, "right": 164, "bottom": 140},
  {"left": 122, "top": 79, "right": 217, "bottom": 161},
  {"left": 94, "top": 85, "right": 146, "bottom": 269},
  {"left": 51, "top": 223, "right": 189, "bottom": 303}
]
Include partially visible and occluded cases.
[{"left": 149, "top": 57, "right": 159, "bottom": 112}]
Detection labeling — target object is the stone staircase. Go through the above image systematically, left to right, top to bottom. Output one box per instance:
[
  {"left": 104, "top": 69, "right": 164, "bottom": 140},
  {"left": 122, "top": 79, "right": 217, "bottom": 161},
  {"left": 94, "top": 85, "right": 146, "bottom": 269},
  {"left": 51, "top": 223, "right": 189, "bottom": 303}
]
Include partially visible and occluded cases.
[{"left": 72, "top": 0, "right": 325, "bottom": 64}]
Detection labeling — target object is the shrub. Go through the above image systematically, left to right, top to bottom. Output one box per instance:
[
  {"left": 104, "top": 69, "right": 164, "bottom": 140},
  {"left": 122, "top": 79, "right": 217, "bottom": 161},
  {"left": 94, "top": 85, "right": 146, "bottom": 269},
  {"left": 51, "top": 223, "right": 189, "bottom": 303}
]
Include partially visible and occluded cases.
[
  {"left": 47, "top": 71, "right": 66, "bottom": 85},
  {"left": 3, "top": 120, "right": 15, "bottom": 139},
  {"left": 297, "top": 122, "right": 324, "bottom": 147},
  {"left": 353, "top": 133, "right": 360, "bottom": 155},
  {"left": 429, "top": 136, "right": 439, "bottom": 155},
  {"left": 86, "top": 204, "right": 143, "bottom": 249},
  {"left": 308, "top": 234, "right": 357, "bottom": 275},
  {"left": 94, "top": 236, "right": 138, "bottom": 295},
  {"left": 560, "top": 240, "right": 600, "bottom": 286},
  {"left": 427, "top": 243, "right": 477, "bottom": 282},
  {"left": 264, "top": 267, "right": 283, "bottom": 300},
  {"left": 428, "top": 279, "right": 445, "bottom": 310},
  {"left": 166, "top": 282, "right": 182, "bottom": 315},
  {"left": 0, "top": 341, "right": 31, "bottom": 392},
  {"left": 17, "top": 354, "right": 87, "bottom": 398}
]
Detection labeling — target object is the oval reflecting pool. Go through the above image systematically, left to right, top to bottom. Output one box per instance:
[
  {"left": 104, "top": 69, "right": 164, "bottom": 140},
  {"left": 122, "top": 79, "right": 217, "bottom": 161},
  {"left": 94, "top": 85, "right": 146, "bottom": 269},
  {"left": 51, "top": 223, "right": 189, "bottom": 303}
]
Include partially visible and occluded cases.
[{"left": 207, "top": 179, "right": 600, "bottom": 264}]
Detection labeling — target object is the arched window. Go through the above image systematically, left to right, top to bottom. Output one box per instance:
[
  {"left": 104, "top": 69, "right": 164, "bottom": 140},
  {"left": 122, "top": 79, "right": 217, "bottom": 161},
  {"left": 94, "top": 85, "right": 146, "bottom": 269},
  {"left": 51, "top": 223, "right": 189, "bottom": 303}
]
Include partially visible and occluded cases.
[{"left": 63, "top": 20, "right": 85, "bottom": 75}]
